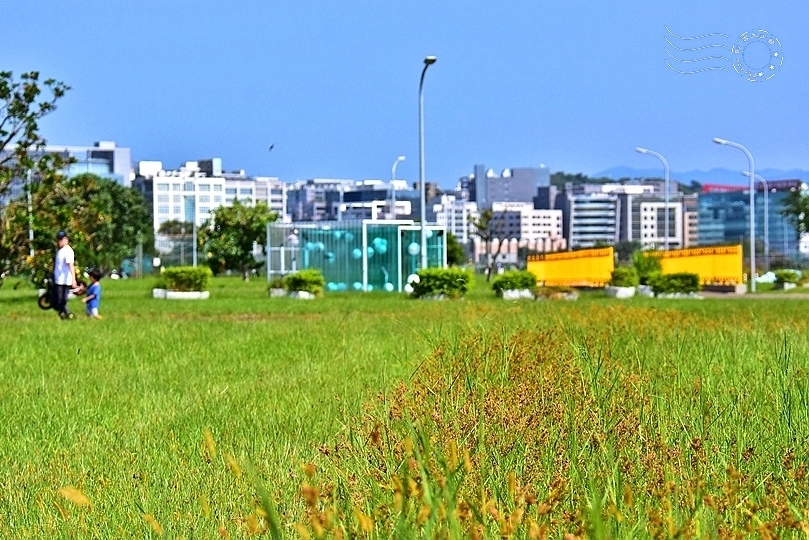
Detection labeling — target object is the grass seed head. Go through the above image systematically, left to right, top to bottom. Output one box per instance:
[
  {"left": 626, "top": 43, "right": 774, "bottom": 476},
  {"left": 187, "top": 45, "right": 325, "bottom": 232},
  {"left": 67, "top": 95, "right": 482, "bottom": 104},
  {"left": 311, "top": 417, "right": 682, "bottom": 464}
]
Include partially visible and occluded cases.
[
  {"left": 57, "top": 486, "right": 91, "bottom": 508},
  {"left": 143, "top": 513, "right": 164, "bottom": 535}
]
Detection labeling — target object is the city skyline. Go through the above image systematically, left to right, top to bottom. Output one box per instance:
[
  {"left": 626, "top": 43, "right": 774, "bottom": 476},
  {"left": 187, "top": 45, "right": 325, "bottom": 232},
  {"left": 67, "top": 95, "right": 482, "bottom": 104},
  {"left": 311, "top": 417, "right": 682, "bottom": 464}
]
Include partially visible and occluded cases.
[{"left": 5, "top": 1, "right": 807, "bottom": 187}]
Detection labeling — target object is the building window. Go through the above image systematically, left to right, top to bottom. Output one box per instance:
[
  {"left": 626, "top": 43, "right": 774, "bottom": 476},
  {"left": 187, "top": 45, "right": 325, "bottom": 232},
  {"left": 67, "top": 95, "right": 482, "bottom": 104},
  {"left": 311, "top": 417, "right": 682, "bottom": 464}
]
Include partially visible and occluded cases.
[
  {"left": 184, "top": 182, "right": 194, "bottom": 192},
  {"left": 156, "top": 183, "right": 169, "bottom": 191},
  {"left": 172, "top": 183, "right": 181, "bottom": 191},
  {"left": 199, "top": 184, "right": 210, "bottom": 192},
  {"left": 213, "top": 184, "right": 223, "bottom": 192},
  {"left": 225, "top": 188, "right": 237, "bottom": 195},
  {"left": 240, "top": 188, "right": 253, "bottom": 196},
  {"left": 157, "top": 194, "right": 169, "bottom": 203},
  {"left": 173, "top": 195, "right": 182, "bottom": 203},
  {"left": 199, "top": 195, "right": 210, "bottom": 203},
  {"left": 214, "top": 196, "right": 222, "bottom": 203},
  {"left": 225, "top": 197, "right": 234, "bottom": 204},
  {"left": 158, "top": 205, "right": 169, "bottom": 214},
  {"left": 173, "top": 206, "right": 181, "bottom": 214},
  {"left": 200, "top": 207, "right": 210, "bottom": 214},
  {"left": 158, "top": 217, "right": 168, "bottom": 225}
]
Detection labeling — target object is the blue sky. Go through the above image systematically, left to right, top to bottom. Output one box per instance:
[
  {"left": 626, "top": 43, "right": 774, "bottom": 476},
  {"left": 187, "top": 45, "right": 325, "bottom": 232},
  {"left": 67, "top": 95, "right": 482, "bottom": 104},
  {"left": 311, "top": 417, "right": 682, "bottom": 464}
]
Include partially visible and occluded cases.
[{"left": 5, "top": 1, "right": 807, "bottom": 187}]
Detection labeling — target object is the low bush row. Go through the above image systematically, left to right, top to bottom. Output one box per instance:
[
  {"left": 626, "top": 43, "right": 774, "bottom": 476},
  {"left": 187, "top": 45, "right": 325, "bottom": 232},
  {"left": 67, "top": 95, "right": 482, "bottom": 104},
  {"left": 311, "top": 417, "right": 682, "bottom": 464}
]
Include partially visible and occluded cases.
[
  {"left": 158, "top": 266, "right": 212, "bottom": 292},
  {"left": 411, "top": 268, "right": 473, "bottom": 299},
  {"left": 268, "top": 269, "right": 326, "bottom": 297},
  {"left": 490, "top": 270, "right": 537, "bottom": 296}
]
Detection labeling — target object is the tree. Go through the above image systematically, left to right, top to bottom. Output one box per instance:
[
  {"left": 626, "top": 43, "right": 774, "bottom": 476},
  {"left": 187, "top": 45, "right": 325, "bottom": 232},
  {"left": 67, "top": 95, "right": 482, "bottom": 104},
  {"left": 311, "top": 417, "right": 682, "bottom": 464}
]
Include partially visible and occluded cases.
[
  {"left": 0, "top": 71, "right": 70, "bottom": 196},
  {"left": 0, "top": 71, "right": 70, "bottom": 282},
  {"left": 1, "top": 173, "right": 153, "bottom": 277},
  {"left": 783, "top": 187, "right": 809, "bottom": 238},
  {"left": 198, "top": 200, "right": 278, "bottom": 280},
  {"left": 470, "top": 209, "right": 519, "bottom": 281},
  {"left": 158, "top": 220, "right": 193, "bottom": 236},
  {"left": 445, "top": 232, "right": 467, "bottom": 267},
  {"left": 615, "top": 241, "right": 642, "bottom": 263}
]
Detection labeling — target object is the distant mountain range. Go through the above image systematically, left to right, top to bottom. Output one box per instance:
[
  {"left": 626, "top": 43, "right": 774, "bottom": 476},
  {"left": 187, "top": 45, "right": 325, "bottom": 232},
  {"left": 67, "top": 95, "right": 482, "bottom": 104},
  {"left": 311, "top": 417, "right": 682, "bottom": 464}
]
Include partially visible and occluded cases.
[{"left": 594, "top": 166, "right": 809, "bottom": 186}]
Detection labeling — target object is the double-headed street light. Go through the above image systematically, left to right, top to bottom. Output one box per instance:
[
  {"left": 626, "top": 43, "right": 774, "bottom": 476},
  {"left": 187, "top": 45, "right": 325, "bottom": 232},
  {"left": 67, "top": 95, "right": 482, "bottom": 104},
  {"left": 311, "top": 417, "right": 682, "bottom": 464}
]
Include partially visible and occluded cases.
[
  {"left": 419, "top": 56, "right": 437, "bottom": 270},
  {"left": 713, "top": 137, "right": 756, "bottom": 292},
  {"left": 635, "top": 147, "right": 671, "bottom": 250},
  {"left": 390, "top": 155, "right": 405, "bottom": 219},
  {"left": 742, "top": 171, "right": 769, "bottom": 271}
]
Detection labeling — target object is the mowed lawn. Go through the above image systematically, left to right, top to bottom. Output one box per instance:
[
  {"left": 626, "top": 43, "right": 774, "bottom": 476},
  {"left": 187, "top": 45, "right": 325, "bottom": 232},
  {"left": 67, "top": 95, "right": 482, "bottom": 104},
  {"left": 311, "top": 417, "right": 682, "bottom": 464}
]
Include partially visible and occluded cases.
[{"left": 0, "top": 277, "right": 808, "bottom": 538}]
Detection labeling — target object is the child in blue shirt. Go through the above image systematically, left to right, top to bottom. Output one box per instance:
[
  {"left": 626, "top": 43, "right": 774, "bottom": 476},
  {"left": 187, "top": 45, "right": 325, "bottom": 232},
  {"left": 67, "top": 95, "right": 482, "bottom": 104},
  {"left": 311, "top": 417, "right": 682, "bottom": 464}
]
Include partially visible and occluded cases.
[{"left": 82, "top": 269, "right": 103, "bottom": 318}]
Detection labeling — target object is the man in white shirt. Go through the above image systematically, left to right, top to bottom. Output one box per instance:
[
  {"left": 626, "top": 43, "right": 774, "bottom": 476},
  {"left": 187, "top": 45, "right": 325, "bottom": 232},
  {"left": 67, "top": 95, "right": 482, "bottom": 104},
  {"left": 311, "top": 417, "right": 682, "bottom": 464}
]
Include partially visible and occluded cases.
[{"left": 54, "top": 230, "right": 77, "bottom": 319}]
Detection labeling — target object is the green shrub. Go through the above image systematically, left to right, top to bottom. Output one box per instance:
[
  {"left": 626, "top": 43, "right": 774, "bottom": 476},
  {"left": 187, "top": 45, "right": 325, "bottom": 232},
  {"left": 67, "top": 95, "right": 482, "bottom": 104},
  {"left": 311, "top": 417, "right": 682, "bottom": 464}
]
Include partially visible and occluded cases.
[
  {"left": 632, "top": 251, "right": 663, "bottom": 285},
  {"left": 161, "top": 266, "right": 212, "bottom": 292},
  {"left": 610, "top": 267, "right": 639, "bottom": 288},
  {"left": 411, "top": 268, "right": 472, "bottom": 299},
  {"left": 283, "top": 269, "right": 326, "bottom": 296},
  {"left": 774, "top": 269, "right": 801, "bottom": 284},
  {"left": 491, "top": 270, "right": 537, "bottom": 295},
  {"left": 648, "top": 272, "right": 700, "bottom": 295},
  {"left": 268, "top": 276, "right": 287, "bottom": 290}
]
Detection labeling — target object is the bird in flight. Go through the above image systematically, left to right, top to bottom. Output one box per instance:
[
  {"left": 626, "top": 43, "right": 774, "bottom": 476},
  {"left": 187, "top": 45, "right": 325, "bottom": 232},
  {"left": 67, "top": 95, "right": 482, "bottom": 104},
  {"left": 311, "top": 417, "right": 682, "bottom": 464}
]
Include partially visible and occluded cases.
[{"left": 268, "top": 144, "right": 275, "bottom": 152}]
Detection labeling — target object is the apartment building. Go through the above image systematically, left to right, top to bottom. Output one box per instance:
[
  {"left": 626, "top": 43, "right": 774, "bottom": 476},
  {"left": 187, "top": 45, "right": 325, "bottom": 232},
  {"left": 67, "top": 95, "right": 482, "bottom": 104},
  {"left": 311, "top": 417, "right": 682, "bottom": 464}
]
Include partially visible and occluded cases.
[
  {"left": 134, "top": 159, "right": 288, "bottom": 233},
  {"left": 432, "top": 193, "right": 479, "bottom": 245},
  {"left": 474, "top": 202, "right": 566, "bottom": 266}
]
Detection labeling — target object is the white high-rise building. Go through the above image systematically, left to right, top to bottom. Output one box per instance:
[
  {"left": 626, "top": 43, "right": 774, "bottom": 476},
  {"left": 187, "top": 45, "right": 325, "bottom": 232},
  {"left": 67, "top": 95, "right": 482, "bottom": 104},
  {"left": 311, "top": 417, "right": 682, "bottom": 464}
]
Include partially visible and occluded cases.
[
  {"left": 135, "top": 160, "right": 289, "bottom": 234},
  {"left": 432, "top": 194, "right": 479, "bottom": 245},
  {"left": 475, "top": 202, "right": 565, "bottom": 265}
]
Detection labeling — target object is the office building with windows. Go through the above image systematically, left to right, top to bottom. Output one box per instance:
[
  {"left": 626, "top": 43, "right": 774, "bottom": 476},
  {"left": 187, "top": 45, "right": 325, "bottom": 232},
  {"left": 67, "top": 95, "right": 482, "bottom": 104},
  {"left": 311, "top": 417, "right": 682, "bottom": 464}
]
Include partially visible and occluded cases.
[
  {"left": 1, "top": 141, "right": 134, "bottom": 205},
  {"left": 134, "top": 159, "right": 288, "bottom": 234},
  {"left": 458, "top": 163, "right": 550, "bottom": 210},
  {"left": 698, "top": 180, "right": 802, "bottom": 260}
]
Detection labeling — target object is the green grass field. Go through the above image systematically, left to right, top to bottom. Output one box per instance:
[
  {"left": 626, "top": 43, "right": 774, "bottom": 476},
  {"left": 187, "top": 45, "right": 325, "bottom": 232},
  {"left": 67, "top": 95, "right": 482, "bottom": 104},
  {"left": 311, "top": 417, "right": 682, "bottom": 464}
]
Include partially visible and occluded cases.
[{"left": 1, "top": 277, "right": 808, "bottom": 538}]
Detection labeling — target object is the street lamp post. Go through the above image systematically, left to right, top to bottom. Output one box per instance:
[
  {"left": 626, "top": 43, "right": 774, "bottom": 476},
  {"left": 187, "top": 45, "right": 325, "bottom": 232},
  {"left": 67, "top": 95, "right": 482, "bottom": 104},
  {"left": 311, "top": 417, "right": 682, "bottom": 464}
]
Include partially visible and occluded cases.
[
  {"left": 419, "top": 56, "right": 437, "bottom": 270},
  {"left": 713, "top": 138, "right": 756, "bottom": 292},
  {"left": 635, "top": 147, "right": 671, "bottom": 250},
  {"left": 390, "top": 155, "right": 405, "bottom": 219},
  {"left": 26, "top": 169, "right": 35, "bottom": 258},
  {"left": 742, "top": 172, "right": 769, "bottom": 272},
  {"left": 180, "top": 226, "right": 185, "bottom": 266}
]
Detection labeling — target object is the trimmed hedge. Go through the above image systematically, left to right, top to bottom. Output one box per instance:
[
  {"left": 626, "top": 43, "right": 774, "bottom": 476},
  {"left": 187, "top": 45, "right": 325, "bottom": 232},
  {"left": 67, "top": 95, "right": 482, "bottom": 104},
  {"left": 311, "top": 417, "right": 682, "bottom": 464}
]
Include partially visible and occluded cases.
[
  {"left": 161, "top": 266, "right": 212, "bottom": 292},
  {"left": 610, "top": 267, "right": 639, "bottom": 288},
  {"left": 411, "top": 268, "right": 472, "bottom": 299},
  {"left": 283, "top": 269, "right": 326, "bottom": 296},
  {"left": 774, "top": 269, "right": 801, "bottom": 284},
  {"left": 491, "top": 270, "right": 537, "bottom": 295},
  {"left": 649, "top": 272, "right": 700, "bottom": 295},
  {"left": 268, "top": 276, "right": 286, "bottom": 290}
]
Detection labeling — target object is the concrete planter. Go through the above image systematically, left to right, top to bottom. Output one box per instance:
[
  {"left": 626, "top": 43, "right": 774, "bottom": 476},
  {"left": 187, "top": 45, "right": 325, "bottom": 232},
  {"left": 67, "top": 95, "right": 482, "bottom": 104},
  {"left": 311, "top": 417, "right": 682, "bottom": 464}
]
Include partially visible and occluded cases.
[
  {"left": 776, "top": 282, "right": 797, "bottom": 291},
  {"left": 637, "top": 285, "right": 655, "bottom": 297},
  {"left": 605, "top": 286, "right": 636, "bottom": 299},
  {"left": 153, "top": 288, "right": 209, "bottom": 300},
  {"left": 268, "top": 289, "right": 318, "bottom": 299},
  {"left": 500, "top": 289, "right": 535, "bottom": 300},
  {"left": 288, "top": 291, "right": 316, "bottom": 300},
  {"left": 655, "top": 292, "right": 703, "bottom": 299}
]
